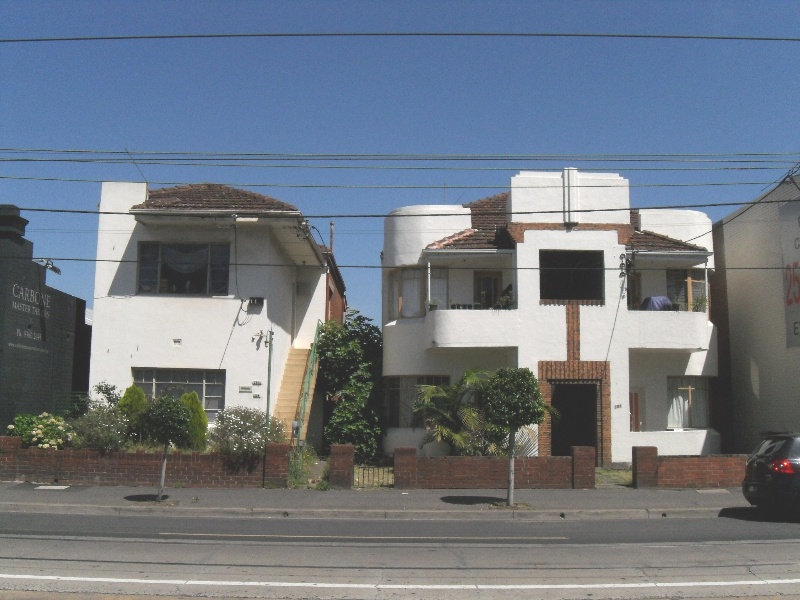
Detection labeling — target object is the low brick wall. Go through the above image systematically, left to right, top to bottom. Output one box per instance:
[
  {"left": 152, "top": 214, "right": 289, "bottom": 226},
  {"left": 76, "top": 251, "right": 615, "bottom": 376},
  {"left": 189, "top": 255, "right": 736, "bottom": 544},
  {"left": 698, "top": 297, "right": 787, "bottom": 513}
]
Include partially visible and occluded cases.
[
  {"left": 0, "top": 437, "right": 290, "bottom": 488},
  {"left": 394, "top": 446, "right": 595, "bottom": 490},
  {"left": 632, "top": 446, "right": 746, "bottom": 489}
]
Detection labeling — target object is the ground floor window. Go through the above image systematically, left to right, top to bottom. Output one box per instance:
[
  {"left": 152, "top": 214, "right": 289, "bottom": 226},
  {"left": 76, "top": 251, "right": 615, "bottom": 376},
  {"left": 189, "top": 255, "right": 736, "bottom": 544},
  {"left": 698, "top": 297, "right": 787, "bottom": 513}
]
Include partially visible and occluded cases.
[
  {"left": 132, "top": 368, "right": 226, "bottom": 419},
  {"left": 385, "top": 375, "right": 449, "bottom": 427},
  {"left": 667, "top": 376, "right": 709, "bottom": 429}
]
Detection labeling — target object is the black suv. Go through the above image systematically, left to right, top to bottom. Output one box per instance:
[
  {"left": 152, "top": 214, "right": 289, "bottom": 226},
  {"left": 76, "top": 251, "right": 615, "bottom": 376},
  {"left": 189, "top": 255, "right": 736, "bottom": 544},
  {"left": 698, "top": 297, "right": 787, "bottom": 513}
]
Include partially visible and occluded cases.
[{"left": 743, "top": 433, "right": 800, "bottom": 510}]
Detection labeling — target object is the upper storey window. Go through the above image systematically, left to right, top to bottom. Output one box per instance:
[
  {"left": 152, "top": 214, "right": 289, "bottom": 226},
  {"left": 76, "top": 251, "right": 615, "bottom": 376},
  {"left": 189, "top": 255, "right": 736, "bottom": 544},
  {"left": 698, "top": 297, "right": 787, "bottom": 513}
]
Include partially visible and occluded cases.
[
  {"left": 138, "top": 243, "right": 230, "bottom": 295},
  {"left": 540, "top": 250, "right": 604, "bottom": 302}
]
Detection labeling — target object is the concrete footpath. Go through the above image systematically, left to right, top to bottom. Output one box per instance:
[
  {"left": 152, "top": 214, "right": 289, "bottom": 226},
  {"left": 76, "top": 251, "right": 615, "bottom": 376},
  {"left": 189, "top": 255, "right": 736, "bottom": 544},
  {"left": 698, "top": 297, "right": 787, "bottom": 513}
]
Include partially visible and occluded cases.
[{"left": 0, "top": 480, "right": 753, "bottom": 521}]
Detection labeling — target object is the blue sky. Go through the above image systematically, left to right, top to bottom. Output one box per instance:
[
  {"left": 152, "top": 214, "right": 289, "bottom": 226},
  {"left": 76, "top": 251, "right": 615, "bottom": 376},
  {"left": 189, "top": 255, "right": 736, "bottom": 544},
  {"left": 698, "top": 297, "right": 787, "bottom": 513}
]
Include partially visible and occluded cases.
[{"left": 2, "top": 0, "right": 799, "bottom": 323}]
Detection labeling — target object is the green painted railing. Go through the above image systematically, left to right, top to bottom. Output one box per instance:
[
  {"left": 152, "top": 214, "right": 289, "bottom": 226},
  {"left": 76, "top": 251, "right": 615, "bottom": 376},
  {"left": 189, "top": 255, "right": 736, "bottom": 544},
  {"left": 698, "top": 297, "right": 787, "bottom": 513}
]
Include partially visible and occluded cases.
[{"left": 295, "top": 320, "right": 323, "bottom": 443}]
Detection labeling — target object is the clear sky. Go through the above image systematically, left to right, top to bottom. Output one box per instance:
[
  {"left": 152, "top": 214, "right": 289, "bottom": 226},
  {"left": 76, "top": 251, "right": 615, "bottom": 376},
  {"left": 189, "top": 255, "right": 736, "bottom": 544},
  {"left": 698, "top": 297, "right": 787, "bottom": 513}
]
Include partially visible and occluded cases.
[{"left": 2, "top": 0, "right": 799, "bottom": 324}]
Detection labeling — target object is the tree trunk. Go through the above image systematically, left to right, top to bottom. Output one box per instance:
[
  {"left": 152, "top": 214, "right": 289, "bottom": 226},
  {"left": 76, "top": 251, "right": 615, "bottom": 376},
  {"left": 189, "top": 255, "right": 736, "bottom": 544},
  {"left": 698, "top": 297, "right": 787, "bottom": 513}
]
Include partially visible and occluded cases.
[
  {"left": 507, "top": 427, "right": 516, "bottom": 507},
  {"left": 157, "top": 442, "right": 168, "bottom": 502}
]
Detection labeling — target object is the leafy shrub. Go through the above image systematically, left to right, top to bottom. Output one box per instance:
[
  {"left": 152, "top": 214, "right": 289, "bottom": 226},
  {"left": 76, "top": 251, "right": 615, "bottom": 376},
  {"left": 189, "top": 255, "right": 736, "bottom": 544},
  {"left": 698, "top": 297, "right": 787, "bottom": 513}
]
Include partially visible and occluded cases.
[
  {"left": 324, "top": 367, "right": 379, "bottom": 464},
  {"left": 93, "top": 382, "right": 121, "bottom": 406},
  {"left": 117, "top": 385, "right": 149, "bottom": 441},
  {"left": 180, "top": 391, "right": 208, "bottom": 450},
  {"left": 146, "top": 395, "right": 191, "bottom": 449},
  {"left": 70, "top": 404, "right": 129, "bottom": 453},
  {"left": 209, "top": 406, "right": 286, "bottom": 468},
  {"left": 7, "top": 412, "right": 74, "bottom": 449}
]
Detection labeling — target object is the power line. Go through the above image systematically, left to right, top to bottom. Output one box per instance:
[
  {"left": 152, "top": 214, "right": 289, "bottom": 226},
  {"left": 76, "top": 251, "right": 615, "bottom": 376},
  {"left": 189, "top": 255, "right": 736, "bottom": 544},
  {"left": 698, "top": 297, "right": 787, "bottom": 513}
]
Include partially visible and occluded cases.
[
  {"left": 3, "top": 31, "right": 800, "bottom": 44},
  {"left": 3, "top": 148, "right": 799, "bottom": 161},
  {"left": 0, "top": 174, "right": 787, "bottom": 190},
  {"left": 9, "top": 196, "right": 798, "bottom": 220},
  {"left": 0, "top": 255, "right": 785, "bottom": 272}
]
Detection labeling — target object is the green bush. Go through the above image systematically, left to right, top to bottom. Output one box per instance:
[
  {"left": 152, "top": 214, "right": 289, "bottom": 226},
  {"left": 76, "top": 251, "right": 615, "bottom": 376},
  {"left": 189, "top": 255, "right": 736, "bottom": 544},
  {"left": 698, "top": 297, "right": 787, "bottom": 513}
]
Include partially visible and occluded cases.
[
  {"left": 324, "top": 368, "right": 379, "bottom": 464},
  {"left": 93, "top": 382, "right": 121, "bottom": 406},
  {"left": 117, "top": 385, "right": 149, "bottom": 441},
  {"left": 180, "top": 391, "right": 208, "bottom": 450},
  {"left": 146, "top": 396, "right": 191, "bottom": 449},
  {"left": 70, "top": 404, "right": 129, "bottom": 453},
  {"left": 209, "top": 406, "right": 286, "bottom": 468},
  {"left": 7, "top": 412, "right": 74, "bottom": 449}
]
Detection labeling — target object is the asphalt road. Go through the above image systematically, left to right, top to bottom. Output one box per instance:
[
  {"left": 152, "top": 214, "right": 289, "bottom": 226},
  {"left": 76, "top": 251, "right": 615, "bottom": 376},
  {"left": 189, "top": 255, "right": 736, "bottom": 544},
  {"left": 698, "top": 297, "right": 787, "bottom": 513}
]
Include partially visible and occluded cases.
[{"left": 2, "top": 511, "right": 800, "bottom": 599}]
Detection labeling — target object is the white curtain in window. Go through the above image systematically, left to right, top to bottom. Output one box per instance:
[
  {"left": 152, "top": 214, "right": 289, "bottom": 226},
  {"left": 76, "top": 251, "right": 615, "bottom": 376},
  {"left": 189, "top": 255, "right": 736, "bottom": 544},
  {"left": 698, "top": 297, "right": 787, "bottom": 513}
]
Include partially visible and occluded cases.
[
  {"left": 429, "top": 268, "right": 448, "bottom": 307},
  {"left": 400, "top": 269, "right": 423, "bottom": 317},
  {"left": 667, "top": 377, "right": 709, "bottom": 428}
]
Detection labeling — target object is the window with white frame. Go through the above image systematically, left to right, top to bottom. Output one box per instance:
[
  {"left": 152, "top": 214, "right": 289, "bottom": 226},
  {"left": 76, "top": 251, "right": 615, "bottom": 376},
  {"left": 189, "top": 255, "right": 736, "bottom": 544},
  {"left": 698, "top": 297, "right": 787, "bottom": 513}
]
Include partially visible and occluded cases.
[
  {"left": 138, "top": 242, "right": 230, "bottom": 295},
  {"left": 388, "top": 268, "right": 424, "bottom": 319},
  {"left": 132, "top": 368, "right": 226, "bottom": 418},
  {"left": 667, "top": 376, "right": 709, "bottom": 429}
]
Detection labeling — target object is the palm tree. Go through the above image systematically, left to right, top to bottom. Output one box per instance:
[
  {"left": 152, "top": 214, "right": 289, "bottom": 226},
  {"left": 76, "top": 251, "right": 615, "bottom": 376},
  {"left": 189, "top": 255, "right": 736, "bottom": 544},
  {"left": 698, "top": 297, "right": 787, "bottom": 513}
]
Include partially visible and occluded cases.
[{"left": 412, "top": 370, "right": 506, "bottom": 456}]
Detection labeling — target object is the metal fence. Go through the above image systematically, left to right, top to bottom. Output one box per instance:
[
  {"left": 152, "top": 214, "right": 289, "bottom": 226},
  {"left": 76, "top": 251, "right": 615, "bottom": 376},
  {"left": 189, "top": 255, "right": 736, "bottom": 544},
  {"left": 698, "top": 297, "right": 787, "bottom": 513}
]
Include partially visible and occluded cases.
[{"left": 353, "top": 464, "right": 394, "bottom": 488}]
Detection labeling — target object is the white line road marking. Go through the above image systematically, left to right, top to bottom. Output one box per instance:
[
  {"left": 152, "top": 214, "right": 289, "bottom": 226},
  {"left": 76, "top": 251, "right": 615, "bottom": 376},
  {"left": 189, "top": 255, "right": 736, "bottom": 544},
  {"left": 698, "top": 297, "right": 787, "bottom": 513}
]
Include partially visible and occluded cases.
[
  {"left": 33, "top": 486, "right": 70, "bottom": 490},
  {"left": 158, "top": 533, "right": 568, "bottom": 540},
  {"left": 1, "top": 573, "right": 800, "bottom": 590}
]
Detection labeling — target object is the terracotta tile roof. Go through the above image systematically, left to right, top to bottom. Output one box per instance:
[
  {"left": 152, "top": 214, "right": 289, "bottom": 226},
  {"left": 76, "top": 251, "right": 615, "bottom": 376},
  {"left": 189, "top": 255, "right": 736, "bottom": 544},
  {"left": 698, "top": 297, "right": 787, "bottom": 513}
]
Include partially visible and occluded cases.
[
  {"left": 133, "top": 183, "right": 299, "bottom": 213},
  {"left": 426, "top": 191, "right": 706, "bottom": 254},
  {"left": 427, "top": 192, "right": 514, "bottom": 250},
  {"left": 626, "top": 229, "right": 709, "bottom": 253}
]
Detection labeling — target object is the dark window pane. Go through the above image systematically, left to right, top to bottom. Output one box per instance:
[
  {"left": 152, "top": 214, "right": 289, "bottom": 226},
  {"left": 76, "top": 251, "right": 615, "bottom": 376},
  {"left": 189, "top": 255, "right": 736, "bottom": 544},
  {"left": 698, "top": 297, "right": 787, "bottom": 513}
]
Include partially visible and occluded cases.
[
  {"left": 138, "top": 243, "right": 160, "bottom": 293},
  {"left": 209, "top": 245, "right": 230, "bottom": 295},
  {"left": 540, "top": 250, "right": 604, "bottom": 301}
]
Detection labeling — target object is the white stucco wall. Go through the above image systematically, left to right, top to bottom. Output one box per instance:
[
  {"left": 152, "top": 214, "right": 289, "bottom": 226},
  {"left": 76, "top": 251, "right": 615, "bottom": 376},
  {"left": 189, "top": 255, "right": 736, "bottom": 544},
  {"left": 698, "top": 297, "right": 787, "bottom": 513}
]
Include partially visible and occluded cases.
[
  {"left": 510, "top": 169, "right": 630, "bottom": 225},
  {"left": 718, "top": 180, "right": 800, "bottom": 452},
  {"left": 89, "top": 182, "right": 326, "bottom": 417},
  {"left": 382, "top": 205, "right": 471, "bottom": 268},
  {"left": 639, "top": 209, "right": 715, "bottom": 269}
]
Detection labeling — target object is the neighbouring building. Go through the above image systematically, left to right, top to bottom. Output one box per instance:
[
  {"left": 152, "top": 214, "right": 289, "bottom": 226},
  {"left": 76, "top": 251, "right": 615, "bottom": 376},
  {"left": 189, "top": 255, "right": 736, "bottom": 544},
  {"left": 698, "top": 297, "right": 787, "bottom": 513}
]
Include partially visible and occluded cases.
[
  {"left": 382, "top": 169, "right": 720, "bottom": 465},
  {"left": 712, "top": 170, "right": 800, "bottom": 453},
  {"left": 89, "top": 183, "right": 345, "bottom": 444},
  {"left": 0, "top": 205, "right": 91, "bottom": 426}
]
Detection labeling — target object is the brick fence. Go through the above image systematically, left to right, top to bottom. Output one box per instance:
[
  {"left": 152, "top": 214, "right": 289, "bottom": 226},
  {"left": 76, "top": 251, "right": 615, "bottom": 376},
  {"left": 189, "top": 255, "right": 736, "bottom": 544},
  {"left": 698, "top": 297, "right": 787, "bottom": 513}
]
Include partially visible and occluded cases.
[
  {"left": 0, "top": 436, "right": 290, "bottom": 488},
  {"left": 393, "top": 446, "right": 596, "bottom": 489},
  {"left": 632, "top": 446, "right": 746, "bottom": 488}
]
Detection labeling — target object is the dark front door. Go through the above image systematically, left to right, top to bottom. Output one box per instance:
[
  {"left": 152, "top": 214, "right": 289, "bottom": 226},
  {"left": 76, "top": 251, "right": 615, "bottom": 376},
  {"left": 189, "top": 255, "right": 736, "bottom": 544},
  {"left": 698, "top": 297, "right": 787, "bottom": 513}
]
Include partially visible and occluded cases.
[{"left": 550, "top": 383, "right": 597, "bottom": 456}]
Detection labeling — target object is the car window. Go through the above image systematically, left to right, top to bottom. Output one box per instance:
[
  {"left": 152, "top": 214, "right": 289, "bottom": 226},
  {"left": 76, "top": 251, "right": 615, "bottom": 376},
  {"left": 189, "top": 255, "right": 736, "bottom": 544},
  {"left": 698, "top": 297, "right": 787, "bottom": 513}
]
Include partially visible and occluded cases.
[
  {"left": 753, "top": 438, "right": 789, "bottom": 459},
  {"left": 786, "top": 438, "right": 800, "bottom": 459}
]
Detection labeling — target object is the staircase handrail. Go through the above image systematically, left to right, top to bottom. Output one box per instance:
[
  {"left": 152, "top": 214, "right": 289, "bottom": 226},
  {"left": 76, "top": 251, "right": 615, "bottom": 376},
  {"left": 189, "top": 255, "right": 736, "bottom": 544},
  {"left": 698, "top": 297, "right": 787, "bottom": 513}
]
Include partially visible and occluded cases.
[{"left": 295, "top": 320, "right": 323, "bottom": 443}]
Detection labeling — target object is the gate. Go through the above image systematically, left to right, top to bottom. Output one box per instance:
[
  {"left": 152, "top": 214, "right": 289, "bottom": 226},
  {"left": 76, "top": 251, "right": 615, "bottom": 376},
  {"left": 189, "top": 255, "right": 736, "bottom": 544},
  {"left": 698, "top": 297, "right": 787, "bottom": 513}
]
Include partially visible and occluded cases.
[{"left": 353, "top": 464, "right": 394, "bottom": 488}]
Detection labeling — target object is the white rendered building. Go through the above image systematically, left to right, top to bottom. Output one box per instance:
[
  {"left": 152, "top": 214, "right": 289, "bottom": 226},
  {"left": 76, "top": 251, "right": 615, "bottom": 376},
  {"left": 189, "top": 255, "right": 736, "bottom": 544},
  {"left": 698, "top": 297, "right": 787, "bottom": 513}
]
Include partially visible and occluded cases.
[
  {"left": 382, "top": 169, "right": 718, "bottom": 464},
  {"left": 713, "top": 172, "right": 800, "bottom": 452},
  {"left": 90, "top": 182, "right": 339, "bottom": 436}
]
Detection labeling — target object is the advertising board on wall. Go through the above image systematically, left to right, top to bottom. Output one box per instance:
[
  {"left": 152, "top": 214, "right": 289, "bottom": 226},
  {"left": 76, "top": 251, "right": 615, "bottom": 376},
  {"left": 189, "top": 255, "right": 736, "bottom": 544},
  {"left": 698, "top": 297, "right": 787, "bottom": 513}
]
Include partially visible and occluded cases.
[{"left": 781, "top": 199, "right": 800, "bottom": 348}]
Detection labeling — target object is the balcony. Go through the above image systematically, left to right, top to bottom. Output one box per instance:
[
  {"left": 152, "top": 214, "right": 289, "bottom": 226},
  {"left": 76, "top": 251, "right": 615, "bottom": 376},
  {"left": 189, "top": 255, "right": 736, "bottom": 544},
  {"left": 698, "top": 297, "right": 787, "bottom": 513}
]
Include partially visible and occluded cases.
[{"left": 625, "top": 309, "right": 715, "bottom": 351}]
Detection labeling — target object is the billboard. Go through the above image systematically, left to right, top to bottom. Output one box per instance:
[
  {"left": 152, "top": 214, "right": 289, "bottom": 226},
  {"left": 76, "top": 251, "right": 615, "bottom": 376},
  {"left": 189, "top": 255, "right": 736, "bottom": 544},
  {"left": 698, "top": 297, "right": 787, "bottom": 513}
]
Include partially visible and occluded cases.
[{"left": 781, "top": 199, "right": 800, "bottom": 348}]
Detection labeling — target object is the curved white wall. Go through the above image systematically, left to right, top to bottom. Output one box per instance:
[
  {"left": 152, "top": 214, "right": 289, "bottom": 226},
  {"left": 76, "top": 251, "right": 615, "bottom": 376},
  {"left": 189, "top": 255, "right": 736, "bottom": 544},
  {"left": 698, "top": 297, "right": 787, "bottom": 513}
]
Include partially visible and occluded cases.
[{"left": 383, "top": 205, "right": 471, "bottom": 267}]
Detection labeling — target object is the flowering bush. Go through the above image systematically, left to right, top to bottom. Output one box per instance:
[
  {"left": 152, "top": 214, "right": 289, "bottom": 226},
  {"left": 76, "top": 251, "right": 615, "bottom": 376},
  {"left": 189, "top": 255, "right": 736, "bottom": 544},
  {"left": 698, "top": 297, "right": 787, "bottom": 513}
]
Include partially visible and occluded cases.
[
  {"left": 70, "top": 404, "right": 129, "bottom": 453},
  {"left": 209, "top": 407, "right": 286, "bottom": 468},
  {"left": 7, "top": 412, "right": 74, "bottom": 449}
]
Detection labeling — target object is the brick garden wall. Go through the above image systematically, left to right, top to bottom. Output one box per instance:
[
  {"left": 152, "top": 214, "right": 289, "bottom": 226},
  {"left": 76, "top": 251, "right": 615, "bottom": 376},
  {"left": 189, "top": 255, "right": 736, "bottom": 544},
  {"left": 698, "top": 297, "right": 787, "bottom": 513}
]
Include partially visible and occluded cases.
[
  {"left": 0, "top": 437, "right": 290, "bottom": 488},
  {"left": 394, "top": 446, "right": 595, "bottom": 490},
  {"left": 632, "top": 446, "right": 746, "bottom": 488}
]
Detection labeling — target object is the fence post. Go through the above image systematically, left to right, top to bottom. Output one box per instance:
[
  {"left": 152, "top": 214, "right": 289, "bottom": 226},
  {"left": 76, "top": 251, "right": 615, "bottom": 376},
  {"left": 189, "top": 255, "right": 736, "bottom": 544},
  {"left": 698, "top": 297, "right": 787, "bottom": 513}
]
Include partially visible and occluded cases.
[
  {"left": 329, "top": 444, "right": 355, "bottom": 488},
  {"left": 571, "top": 446, "right": 596, "bottom": 489},
  {"left": 632, "top": 446, "right": 659, "bottom": 488},
  {"left": 393, "top": 447, "right": 417, "bottom": 490}
]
